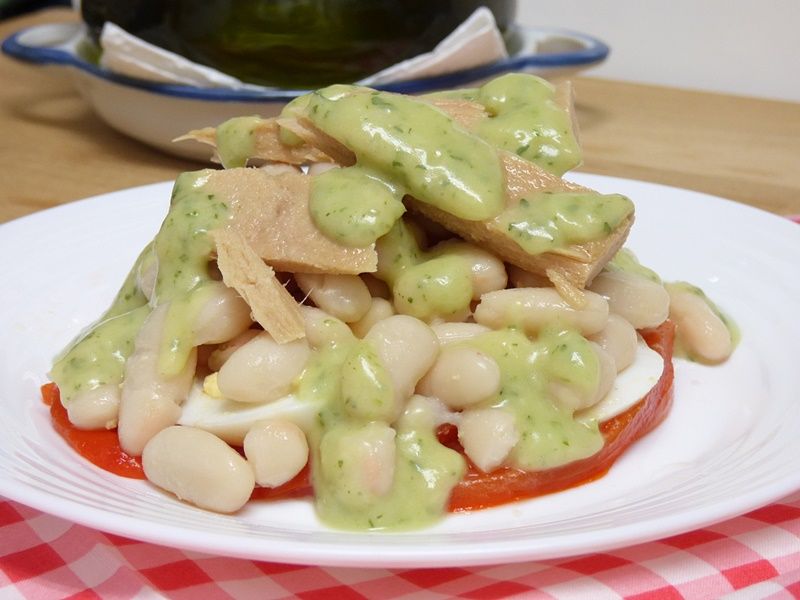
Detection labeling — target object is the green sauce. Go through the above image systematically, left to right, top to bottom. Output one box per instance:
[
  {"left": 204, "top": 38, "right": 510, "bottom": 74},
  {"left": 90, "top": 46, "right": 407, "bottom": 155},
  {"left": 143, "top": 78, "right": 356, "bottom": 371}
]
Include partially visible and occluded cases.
[
  {"left": 426, "top": 73, "right": 582, "bottom": 176},
  {"left": 209, "top": 74, "right": 613, "bottom": 260},
  {"left": 285, "top": 75, "right": 615, "bottom": 258},
  {"left": 295, "top": 85, "right": 505, "bottom": 221},
  {"left": 215, "top": 116, "right": 262, "bottom": 168},
  {"left": 310, "top": 166, "right": 405, "bottom": 247},
  {"left": 51, "top": 170, "right": 230, "bottom": 400},
  {"left": 153, "top": 170, "right": 231, "bottom": 376},
  {"left": 497, "top": 192, "right": 633, "bottom": 255},
  {"left": 374, "top": 218, "right": 475, "bottom": 322},
  {"left": 375, "top": 218, "right": 423, "bottom": 285},
  {"left": 104, "top": 243, "right": 152, "bottom": 319},
  {"left": 50, "top": 244, "right": 154, "bottom": 403},
  {"left": 392, "top": 255, "right": 473, "bottom": 322},
  {"left": 50, "top": 306, "right": 150, "bottom": 403},
  {"left": 295, "top": 321, "right": 464, "bottom": 531},
  {"left": 468, "top": 328, "right": 604, "bottom": 470},
  {"left": 339, "top": 341, "right": 395, "bottom": 422},
  {"left": 314, "top": 405, "right": 465, "bottom": 531}
]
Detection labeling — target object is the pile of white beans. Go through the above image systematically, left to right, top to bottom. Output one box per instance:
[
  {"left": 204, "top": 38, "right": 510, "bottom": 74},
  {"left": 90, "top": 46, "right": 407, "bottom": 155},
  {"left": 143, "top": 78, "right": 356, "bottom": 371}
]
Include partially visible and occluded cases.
[{"left": 65, "top": 231, "right": 734, "bottom": 514}]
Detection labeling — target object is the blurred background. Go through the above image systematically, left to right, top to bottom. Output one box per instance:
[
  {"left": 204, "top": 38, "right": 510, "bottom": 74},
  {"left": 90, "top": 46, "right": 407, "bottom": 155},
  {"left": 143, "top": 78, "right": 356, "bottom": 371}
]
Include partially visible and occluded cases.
[
  {"left": 2, "top": 0, "right": 798, "bottom": 100},
  {"left": 520, "top": 0, "right": 800, "bottom": 102}
]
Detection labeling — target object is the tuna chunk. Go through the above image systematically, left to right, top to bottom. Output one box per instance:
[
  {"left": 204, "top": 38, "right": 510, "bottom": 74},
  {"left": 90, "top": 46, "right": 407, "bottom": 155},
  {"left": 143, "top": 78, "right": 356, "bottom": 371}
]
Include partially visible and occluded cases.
[
  {"left": 205, "top": 168, "right": 377, "bottom": 274},
  {"left": 212, "top": 228, "right": 305, "bottom": 344}
]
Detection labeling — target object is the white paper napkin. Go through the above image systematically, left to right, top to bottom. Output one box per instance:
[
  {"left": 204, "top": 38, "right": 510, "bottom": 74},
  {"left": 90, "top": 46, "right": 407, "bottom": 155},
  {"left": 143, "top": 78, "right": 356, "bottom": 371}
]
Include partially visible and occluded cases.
[{"left": 99, "top": 7, "right": 508, "bottom": 90}]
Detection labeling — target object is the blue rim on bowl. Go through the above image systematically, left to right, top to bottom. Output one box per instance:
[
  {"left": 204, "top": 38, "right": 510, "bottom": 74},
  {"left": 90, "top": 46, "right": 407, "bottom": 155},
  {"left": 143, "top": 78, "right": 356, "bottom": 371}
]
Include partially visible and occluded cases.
[{"left": 2, "top": 22, "right": 609, "bottom": 101}]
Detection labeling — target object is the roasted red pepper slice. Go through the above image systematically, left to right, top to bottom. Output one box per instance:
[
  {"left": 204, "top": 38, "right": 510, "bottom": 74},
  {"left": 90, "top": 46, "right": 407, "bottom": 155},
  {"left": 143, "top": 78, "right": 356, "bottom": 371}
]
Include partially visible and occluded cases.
[{"left": 42, "top": 319, "right": 674, "bottom": 510}]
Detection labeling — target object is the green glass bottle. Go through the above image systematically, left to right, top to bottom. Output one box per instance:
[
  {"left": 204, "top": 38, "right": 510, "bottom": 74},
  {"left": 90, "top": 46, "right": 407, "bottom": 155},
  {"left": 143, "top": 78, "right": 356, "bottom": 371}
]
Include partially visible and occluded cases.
[{"left": 85, "top": 1, "right": 516, "bottom": 88}]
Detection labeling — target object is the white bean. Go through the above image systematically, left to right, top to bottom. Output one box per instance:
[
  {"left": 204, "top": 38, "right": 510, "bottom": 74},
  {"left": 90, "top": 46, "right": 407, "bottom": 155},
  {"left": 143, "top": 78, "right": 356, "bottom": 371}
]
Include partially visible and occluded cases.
[
  {"left": 431, "top": 241, "right": 508, "bottom": 299},
  {"left": 589, "top": 271, "right": 670, "bottom": 329},
  {"left": 295, "top": 273, "right": 371, "bottom": 323},
  {"left": 193, "top": 282, "right": 253, "bottom": 345},
  {"left": 667, "top": 284, "right": 733, "bottom": 363},
  {"left": 474, "top": 288, "right": 609, "bottom": 335},
  {"left": 350, "top": 297, "right": 395, "bottom": 338},
  {"left": 118, "top": 304, "right": 197, "bottom": 456},
  {"left": 301, "top": 306, "right": 354, "bottom": 349},
  {"left": 589, "top": 314, "right": 639, "bottom": 372},
  {"left": 365, "top": 315, "right": 440, "bottom": 419},
  {"left": 430, "top": 322, "right": 491, "bottom": 346},
  {"left": 207, "top": 329, "right": 260, "bottom": 372},
  {"left": 217, "top": 332, "right": 310, "bottom": 404},
  {"left": 549, "top": 343, "right": 616, "bottom": 411},
  {"left": 590, "top": 343, "right": 617, "bottom": 406},
  {"left": 417, "top": 347, "right": 501, "bottom": 409},
  {"left": 66, "top": 383, "right": 120, "bottom": 430},
  {"left": 458, "top": 408, "right": 519, "bottom": 472},
  {"left": 243, "top": 419, "right": 309, "bottom": 487},
  {"left": 319, "top": 422, "right": 396, "bottom": 506},
  {"left": 142, "top": 425, "right": 254, "bottom": 513}
]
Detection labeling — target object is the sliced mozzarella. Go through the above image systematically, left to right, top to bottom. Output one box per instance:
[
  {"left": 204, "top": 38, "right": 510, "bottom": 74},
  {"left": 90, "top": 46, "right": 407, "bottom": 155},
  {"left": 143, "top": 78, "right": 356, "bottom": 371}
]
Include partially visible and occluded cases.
[
  {"left": 577, "top": 338, "right": 664, "bottom": 424},
  {"left": 178, "top": 381, "right": 321, "bottom": 445}
]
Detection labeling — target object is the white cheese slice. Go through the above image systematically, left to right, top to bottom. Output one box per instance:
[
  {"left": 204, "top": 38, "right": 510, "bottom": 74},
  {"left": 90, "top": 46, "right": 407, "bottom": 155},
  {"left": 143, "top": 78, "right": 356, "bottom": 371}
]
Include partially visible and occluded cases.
[{"left": 577, "top": 339, "right": 665, "bottom": 424}]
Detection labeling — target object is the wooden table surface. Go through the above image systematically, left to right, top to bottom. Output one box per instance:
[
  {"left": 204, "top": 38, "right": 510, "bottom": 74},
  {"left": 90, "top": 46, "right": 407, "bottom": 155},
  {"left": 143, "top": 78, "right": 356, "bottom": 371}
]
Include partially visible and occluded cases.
[{"left": 2, "top": 7, "right": 800, "bottom": 225}]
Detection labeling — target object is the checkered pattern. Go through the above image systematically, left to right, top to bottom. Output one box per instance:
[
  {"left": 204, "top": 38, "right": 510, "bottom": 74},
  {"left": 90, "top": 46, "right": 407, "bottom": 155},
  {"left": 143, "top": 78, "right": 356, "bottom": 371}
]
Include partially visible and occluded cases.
[{"left": 3, "top": 492, "right": 800, "bottom": 599}]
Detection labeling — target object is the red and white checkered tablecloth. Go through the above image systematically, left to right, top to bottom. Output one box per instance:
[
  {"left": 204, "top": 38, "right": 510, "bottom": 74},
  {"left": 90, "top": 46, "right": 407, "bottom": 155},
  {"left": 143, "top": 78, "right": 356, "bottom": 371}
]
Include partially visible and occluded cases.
[{"left": 3, "top": 491, "right": 800, "bottom": 599}]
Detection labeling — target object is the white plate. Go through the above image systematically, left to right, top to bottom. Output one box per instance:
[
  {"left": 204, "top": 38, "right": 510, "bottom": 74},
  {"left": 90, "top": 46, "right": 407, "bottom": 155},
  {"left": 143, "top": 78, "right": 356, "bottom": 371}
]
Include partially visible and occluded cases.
[{"left": 1, "top": 174, "right": 799, "bottom": 568}]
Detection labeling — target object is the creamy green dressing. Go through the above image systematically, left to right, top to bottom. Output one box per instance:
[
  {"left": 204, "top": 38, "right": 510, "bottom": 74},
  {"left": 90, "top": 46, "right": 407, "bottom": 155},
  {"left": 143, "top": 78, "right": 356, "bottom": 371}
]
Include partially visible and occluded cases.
[
  {"left": 429, "top": 74, "right": 582, "bottom": 176},
  {"left": 281, "top": 76, "right": 625, "bottom": 255},
  {"left": 289, "top": 84, "right": 506, "bottom": 222},
  {"left": 215, "top": 115, "right": 262, "bottom": 168},
  {"left": 310, "top": 166, "right": 406, "bottom": 247},
  {"left": 51, "top": 170, "right": 230, "bottom": 400},
  {"left": 153, "top": 171, "right": 231, "bottom": 376},
  {"left": 498, "top": 192, "right": 634, "bottom": 255},
  {"left": 375, "top": 217, "right": 423, "bottom": 285},
  {"left": 375, "top": 218, "right": 474, "bottom": 322},
  {"left": 50, "top": 242, "right": 154, "bottom": 403},
  {"left": 105, "top": 243, "right": 152, "bottom": 319},
  {"left": 392, "top": 256, "right": 473, "bottom": 321},
  {"left": 50, "top": 306, "right": 151, "bottom": 403},
  {"left": 295, "top": 323, "right": 464, "bottom": 530},
  {"left": 467, "top": 328, "right": 604, "bottom": 470},
  {"left": 339, "top": 340, "right": 395, "bottom": 422},
  {"left": 315, "top": 416, "right": 465, "bottom": 531}
]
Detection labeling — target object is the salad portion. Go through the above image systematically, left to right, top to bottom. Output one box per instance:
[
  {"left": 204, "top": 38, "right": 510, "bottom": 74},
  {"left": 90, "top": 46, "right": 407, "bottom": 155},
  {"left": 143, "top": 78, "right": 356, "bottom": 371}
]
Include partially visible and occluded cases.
[{"left": 45, "top": 73, "right": 736, "bottom": 531}]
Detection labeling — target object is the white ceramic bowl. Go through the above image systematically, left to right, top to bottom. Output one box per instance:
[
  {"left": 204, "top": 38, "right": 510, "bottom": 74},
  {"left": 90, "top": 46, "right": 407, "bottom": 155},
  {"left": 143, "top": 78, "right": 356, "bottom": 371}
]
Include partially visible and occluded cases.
[{"left": 2, "top": 22, "right": 609, "bottom": 161}]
